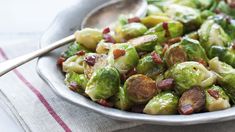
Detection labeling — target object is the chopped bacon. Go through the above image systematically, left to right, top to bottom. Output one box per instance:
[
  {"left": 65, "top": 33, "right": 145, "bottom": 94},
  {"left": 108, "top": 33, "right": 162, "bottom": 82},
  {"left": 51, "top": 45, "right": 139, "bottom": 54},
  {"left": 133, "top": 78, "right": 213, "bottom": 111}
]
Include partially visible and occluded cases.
[
  {"left": 229, "top": 2, "right": 235, "bottom": 8},
  {"left": 128, "top": 17, "right": 141, "bottom": 23},
  {"left": 162, "top": 22, "right": 170, "bottom": 37},
  {"left": 102, "top": 27, "right": 110, "bottom": 34},
  {"left": 103, "top": 34, "right": 116, "bottom": 43},
  {"left": 167, "top": 37, "right": 182, "bottom": 45},
  {"left": 113, "top": 49, "right": 126, "bottom": 59},
  {"left": 76, "top": 50, "right": 86, "bottom": 56},
  {"left": 151, "top": 52, "right": 163, "bottom": 64},
  {"left": 84, "top": 55, "right": 96, "bottom": 66},
  {"left": 57, "top": 56, "right": 66, "bottom": 66},
  {"left": 157, "top": 78, "right": 174, "bottom": 90},
  {"left": 69, "top": 82, "right": 79, "bottom": 92},
  {"left": 208, "top": 89, "right": 219, "bottom": 99},
  {"left": 97, "top": 99, "right": 113, "bottom": 107},
  {"left": 179, "top": 104, "right": 194, "bottom": 115}
]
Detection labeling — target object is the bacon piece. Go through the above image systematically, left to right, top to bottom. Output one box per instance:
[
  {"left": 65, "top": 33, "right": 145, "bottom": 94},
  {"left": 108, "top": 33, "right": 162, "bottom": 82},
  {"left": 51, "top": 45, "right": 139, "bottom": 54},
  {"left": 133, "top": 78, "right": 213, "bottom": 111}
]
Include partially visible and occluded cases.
[
  {"left": 128, "top": 17, "right": 141, "bottom": 23},
  {"left": 162, "top": 22, "right": 171, "bottom": 37},
  {"left": 102, "top": 27, "right": 110, "bottom": 34},
  {"left": 103, "top": 34, "right": 116, "bottom": 43},
  {"left": 113, "top": 49, "right": 126, "bottom": 59},
  {"left": 76, "top": 50, "right": 86, "bottom": 56},
  {"left": 151, "top": 52, "right": 163, "bottom": 64},
  {"left": 84, "top": 55, "right": 96, "bottom": 66},
  {"left": 57, "top": 56, "right": 66, "bottom": 66},
  {"left": 157, "top": 78, "right": 174, "bottom": 90},
  {"left": 207, "top": 89, "right": 219, "bottom": 99},
  {"left": 97, "top": 99, "right": 113, "bottom": 107},
  {"left": 179, "top": 104, "right": 194, "bottom": 115}
]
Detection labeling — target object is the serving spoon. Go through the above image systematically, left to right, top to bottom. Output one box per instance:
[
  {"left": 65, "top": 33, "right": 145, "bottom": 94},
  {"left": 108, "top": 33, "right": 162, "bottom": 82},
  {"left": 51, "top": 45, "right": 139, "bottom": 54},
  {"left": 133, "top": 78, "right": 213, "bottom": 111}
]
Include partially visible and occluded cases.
[{"left": 0, "top": 0, "right": 147, "bottom": 77}]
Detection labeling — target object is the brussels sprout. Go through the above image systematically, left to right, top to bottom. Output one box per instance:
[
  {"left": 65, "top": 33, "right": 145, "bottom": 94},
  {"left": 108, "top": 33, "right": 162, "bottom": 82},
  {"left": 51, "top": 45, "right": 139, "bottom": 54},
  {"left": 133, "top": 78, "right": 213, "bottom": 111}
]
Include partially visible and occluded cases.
[
  {"left": 196, "top": 0, "right": 214, "bottom": 10},
  {"left": 215, "top": 1, "right": 235, "bottom": 19},
  {"left": 147, "top": 4, "right": 163, "bottom": 16},
  {"left": 164, "top": 4, "right": 202, "bottom": 32},
  {"left": 200, "top": 10, "right": 215, "bottom": 22},
  {"left": 141, "top": 15, "right": 171, "bottom": 28},
  {"left": 198, "top": 20, "right": 232, "bottom": 50},
  {"left": 145, "top": 21, "right": 184, "bottom": 43},
  {"left": 120, "top": 23, "right": 147, "bottom": 40},
  {"left": 74, "top": 28, "right": 103, "bottom": 51},
  {"left": 185, "top": 31, "right": 199, "bottom": 40},
  {"left": 128, "top": 35, "right": 158, "bottom": 52},
  {"left": 165, "top": 38, "right": 208, "bottom": 67},
  {"left": 96, "top": 40, "right": 113, "bottom": 54},
  {"left": 62, "top": 42, "right": 90, "bottom": 59},
  {"left": 108, "top": 43, "right": 139, "bottom": 74},
  {"left": 208, "top": 46, "right": 235, "bottom": 67},
  {"left": 83, "top": 53, "right": 108, "bottom": 79},
  {"left": 136, "top": 54, "right": 165, "bottom": 79},
  {"left": 62, "top": 55, "right": 85, "bottom": 73},
  {"left": 209, "top": 57, "right": 235, "bottom": 103},
  {"left": 166, "top": 62, "right": 217, "bottom": 94},
  {"left": 85, "top": 67, "right": 120, "bottom": 101},
  {"left": 65, "top": 72, "right": 88, "bottom": 93},
  {"left": 124, "top": 74, "right": 157, "bottom": 104},
  {"left": 205, "top": 85, "right": 230, "bottom": 112},
  {"left": 112, "top": 86, "right": 133, "bottom": 110},
  {"left": 178, "top": 87, "right": 205, "bottom": 115},
  {"left": 143, "top": 91, "right": 179, "bottom": 115}
]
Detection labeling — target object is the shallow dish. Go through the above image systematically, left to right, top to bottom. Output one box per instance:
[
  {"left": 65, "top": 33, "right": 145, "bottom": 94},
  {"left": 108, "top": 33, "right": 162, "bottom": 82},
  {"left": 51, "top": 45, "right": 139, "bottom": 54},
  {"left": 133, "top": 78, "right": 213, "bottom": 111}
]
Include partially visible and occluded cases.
[{"left": 37, "top": 0, "right": 235, "bottom": 125}]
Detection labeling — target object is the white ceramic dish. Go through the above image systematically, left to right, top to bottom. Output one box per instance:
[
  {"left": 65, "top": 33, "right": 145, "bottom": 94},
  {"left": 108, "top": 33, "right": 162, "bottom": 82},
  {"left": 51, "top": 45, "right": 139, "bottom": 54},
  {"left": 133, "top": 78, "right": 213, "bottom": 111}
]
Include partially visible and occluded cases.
[{"left": 37, "top": 0, "right": 235, "bottom": 125}]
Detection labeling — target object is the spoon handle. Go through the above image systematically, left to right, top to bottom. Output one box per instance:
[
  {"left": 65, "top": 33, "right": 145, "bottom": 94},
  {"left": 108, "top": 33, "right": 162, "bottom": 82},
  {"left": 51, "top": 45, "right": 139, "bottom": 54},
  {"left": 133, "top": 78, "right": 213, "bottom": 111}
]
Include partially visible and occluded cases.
[{"left": 0, "top": 35, "right": 75, "bottom": 77}]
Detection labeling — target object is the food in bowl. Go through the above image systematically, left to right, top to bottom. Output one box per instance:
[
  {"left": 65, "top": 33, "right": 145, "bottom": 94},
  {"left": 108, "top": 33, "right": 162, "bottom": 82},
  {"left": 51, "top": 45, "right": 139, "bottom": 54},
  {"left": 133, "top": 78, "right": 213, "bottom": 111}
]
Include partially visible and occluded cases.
[{"left": 57, "top": 0, "right": 235, "bottom": 115}]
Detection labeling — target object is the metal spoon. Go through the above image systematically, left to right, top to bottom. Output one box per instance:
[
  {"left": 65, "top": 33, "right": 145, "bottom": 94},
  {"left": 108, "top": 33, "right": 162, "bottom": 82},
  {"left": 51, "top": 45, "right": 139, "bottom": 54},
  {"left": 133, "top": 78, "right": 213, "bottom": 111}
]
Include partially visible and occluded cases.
[{"left": 0, "top": 0, "right": 147, "bottom": 76}]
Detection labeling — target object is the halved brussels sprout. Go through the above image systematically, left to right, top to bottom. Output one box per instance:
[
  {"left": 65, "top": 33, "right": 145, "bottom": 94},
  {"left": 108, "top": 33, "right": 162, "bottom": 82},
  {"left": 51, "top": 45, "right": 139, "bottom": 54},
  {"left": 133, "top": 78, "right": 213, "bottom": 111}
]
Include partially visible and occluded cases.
[
  {"left": 147, "top": 4, "right": 163, "bottom": 16},
  {"left": 141, "top": 15, "right": 171, "bottom": 28},
  {"left": 145, "top": 21, "right": 184, "bottom": 43},
  {"left": 119, "top": 23, "right": 148, "bottom": 40},
  {"left": 74, "top": 28, "right": 103, "bottom": 51},
  {"left": 128, "top": 35, "right": 158, "bottom": 52},
  {"left": 165, "top": 37, "right": 208, "bottom": 67},
  {"left": 96, "top": 40, "right": 113, "bottom": 54},
  {"left": 62, "top": 42, "right": 90, "bottom": 59},
  {"left": 108, "top": 43, "right": 139, "bottom": 74},
  {"left": 83, "top": 53, "right": 108, "bottom": 79},
  {"left": 136, "top": 53, "right": 165, "bottom": 79},
  {"left": 62, "top": 55, "right": 85, "bottom": 73},
  {"left": 209, "top": 57, "right": 235, "bottom": 103},
  {"left": 166, "top": 61, "right": 217, "bottom": 94},
  {"left": 85, "top": 67, "right": 120, "bottom": 101},
  {"left": 65, "top": 72, "right": 88, "bottom": 93},
  {"left": 124, "top": 74, "right": 157, "bottom": 104},
  {"left": 205, "top": 85, "right": 230, "bottom": 112},
  {"left": 112, "top": 86, "right": 133, "bottom": 110},
  {"left": 178, "top": 87, "right": 205, "bottom": 115},
  {"left": 143, "top": 91, "right": 179, "bottom": 115}
]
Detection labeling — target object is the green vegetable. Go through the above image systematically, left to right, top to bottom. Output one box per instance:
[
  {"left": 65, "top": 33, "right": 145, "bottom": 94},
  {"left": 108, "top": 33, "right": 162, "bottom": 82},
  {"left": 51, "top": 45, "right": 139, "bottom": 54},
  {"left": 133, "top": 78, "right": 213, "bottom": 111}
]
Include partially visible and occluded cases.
[
  {"left": 215, "top": 1, "right": 235, "bottom": 19},
  {"left": 147, "top": 4, "right": 163, "bottom": 16},
  {"left": 141, "top": 15, "right": 171, "bottom": 28},
  {"left": 120, "top": 23, "right": 148, "bottom": 40},
  {"left": 75, "top": 28, "right": 103, "bottom": 51},
  {"left": 96, "top": 40, "right": 113, "bottom": 54},
  {"left": 62, "top": 42, "right": 90, "bottom": 59},
  {"left": 108, "top": 43, "right": 139, "bottom": 74},
  {"left": 62, "top": 55, "right": 85, "bottom": 73},
  {"left": 209, "top": 57, "right": 235, "bottom": 103},
  {"left": 166, "top": 61, "right": 217, "bottom": 94},
  {"left": 85, "top": 67, "right": 120, "bottom": 101},
  {"left": 65, "top": 72, "right": 88, "bottom": 93},
  {"left": 205, "top": 85, "right": 230, "bottom": 112},
  {"left": 112, "top": 86, "right": 133, "bottom": 110},
  {"left": 143, "top": 91, "right": 179, "bottom": 115}
]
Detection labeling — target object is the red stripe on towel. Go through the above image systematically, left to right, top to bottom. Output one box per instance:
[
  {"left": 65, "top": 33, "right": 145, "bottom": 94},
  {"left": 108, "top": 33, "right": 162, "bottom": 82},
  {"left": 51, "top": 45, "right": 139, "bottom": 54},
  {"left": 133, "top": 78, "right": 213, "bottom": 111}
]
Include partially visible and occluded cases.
[{"left": 0, "top": 48, "right": 71, "bottom": 132}]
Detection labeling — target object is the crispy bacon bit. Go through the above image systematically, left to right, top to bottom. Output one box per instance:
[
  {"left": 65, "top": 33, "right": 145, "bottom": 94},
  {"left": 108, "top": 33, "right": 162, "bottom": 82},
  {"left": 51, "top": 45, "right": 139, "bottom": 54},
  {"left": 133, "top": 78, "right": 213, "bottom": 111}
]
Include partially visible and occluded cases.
[
  {"left": 128, "top": 17, "right": 141, "bottom": 23},
  {"left": 162, "top": 22, "right": 170, "bottom": 37},
  {"left": 102, "top": 27, "right": 110, "bottom": 34},
  {"left": 103, "top": 34, "right": 116, "bottom": 43},
  {"left": 167, "top": 37, "right": 182, "bottom": 45},
  {"left": 162, "top": 44, "right": 169, "bottom": 55},
  {"left": 113, "top": 49, "right": 126, "bottom": 59},
  {"left": 76, "top": 50, "right": 86, "bottom": 56},
  {"left": 151, "top": 52, "right": 163, "bottom": 64},
  {"left": 84, "top": 55, "right": 96, "bottom": 66},
  {"left": 57, "top": 56, "right": 66, "bottom": 66},
  {"left": 157, "top": 78, "right": 174, "bottom": 90},
  {"left": 69, "top": 82, "right": 79, "bottom": 91},
  {"left": 208, "top": 89, "right": 219, "bottom": 99},
  {"left": 97, "top": 99, "right": 113, "bottom": 107},
  {"left": 179, "top": 104, "right": 194, "bottom": 115}
]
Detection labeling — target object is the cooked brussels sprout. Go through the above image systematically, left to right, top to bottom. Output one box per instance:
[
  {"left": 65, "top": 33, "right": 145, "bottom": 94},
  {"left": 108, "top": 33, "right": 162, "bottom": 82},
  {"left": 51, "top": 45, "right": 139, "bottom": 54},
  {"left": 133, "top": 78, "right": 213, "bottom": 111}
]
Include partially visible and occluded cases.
[
  {"left": 215, "top": 1, "right": 235, "bottom": 19},
  {"left": 147, "top": 4, "right": 163, "bottom": 16},
  {"left": 164, "top": 4, "right": 202, "bottom": 32},
  {"left": 141, "top": 15, "right": 171, "bottom": 28},
  {"left": 198, "top": 20, "right": 232, "bottom": 50},
  {"left": 145, "top": 21, "right": 184, "bottom": 43},
  {"left": 119, "top": 23, "right": 147, "bottom": 40},
  {"left": 74, "top": 28, "right": 103, "bottom": 51},
  {"left": 128, "top": 35, "right": 158, "bottom": 52},
  {"left": 164, "top": 37, "right": 208, "bottom": 67},
  {"left": 96, "top": 40, "right": 113, "bottom": 54},
  {"left": 62, "top": 42, "right": 90, "bottom": 59},
  {"left": 108, "top": 43, "right": 139, "bottom": 74},
  {"left": 154, "top": 45, "right": 163, "bottom": 56},
  {"left": 83, "top": 53, "right": 108, "bottom": 79},
  {"left": 136, "top": 54, "right": 165, "bottom": 79},
  {"left": 62, "top": 55, "right": 85, "bottom": 73},
  {"left": 209, "top": 57, "right": 235, "bottom": 103},
  {"left": 166, "top": 61, "right": 216, "bottom": 94},
  {"left": 85, "top": 67, "right": 120, "bottom": 101},
  {"left": 65, "top": 72, "right": 88, "bottom": 93},
  {"left": 124, "top": 74, "right": 157, "bottom": 104},
  {"left": 205, "top": 85, "right": 230, "bottom": 112},
  {"left": 112, "top": 86, "right": 133, "bottom": 110},
  {"left": 178, "top": 87, "right": 205, "bottom": 115},
  {"left": 143, "top": 91, "right": 179, "bottom": 115}
]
